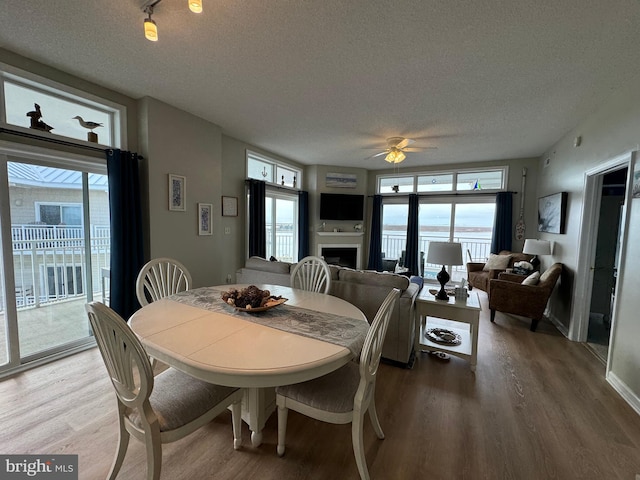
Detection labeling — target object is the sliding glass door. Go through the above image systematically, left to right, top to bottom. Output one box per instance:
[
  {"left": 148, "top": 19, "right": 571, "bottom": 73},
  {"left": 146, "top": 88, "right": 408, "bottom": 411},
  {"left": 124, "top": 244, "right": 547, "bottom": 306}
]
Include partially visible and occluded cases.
[{"left": 0, "top": 154, "right": 109, "bottom": 374}]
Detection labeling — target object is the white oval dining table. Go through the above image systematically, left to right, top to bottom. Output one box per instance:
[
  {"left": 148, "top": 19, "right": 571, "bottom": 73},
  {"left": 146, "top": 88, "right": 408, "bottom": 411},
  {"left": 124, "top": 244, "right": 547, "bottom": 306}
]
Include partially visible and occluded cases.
[{"left": 129, "top": 284, "right": 367, "bottom": 446}]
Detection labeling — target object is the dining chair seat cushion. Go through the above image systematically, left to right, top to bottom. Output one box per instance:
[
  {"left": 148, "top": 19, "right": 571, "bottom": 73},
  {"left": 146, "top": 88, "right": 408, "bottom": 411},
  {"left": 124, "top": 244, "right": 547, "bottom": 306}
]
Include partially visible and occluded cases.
[
  {"left": 276, "top": 361, "right": 359, "bottom": 414},
  {"left": 128, "top": 368, "right": 239, "bottom": 432}
]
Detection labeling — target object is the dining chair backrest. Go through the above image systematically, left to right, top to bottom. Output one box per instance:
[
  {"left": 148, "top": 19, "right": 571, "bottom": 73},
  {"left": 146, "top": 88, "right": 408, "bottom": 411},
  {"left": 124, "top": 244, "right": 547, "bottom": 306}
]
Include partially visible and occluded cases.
[
  {"left": 290, "top": 256, "right": 331, "bottom": 294},
  {"left": 136, "top": 257, "right": 192, "bottom": 306},
  {"left": 275, "top": 287, "right": 400, "bottom": 480},
  {"left": 359, "top": 287, "right": 400, "bottom": 388},
  {"left": 85, "top": 301, "right": 243, "bottom": 479},
  {"left": 86, "top": 301, "right": 155, "bottom": 408}
]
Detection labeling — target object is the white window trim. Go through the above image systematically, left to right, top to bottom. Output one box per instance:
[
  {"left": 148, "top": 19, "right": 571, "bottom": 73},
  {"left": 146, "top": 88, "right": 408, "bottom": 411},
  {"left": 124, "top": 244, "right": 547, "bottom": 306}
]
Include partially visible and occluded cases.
[
  {"left": 1, "top": 62, "right": 126, "bottom": 150},
  {"left": 246, "top": 150, "right": 302, "bottom": 189},
  {"left": 376, "top": 166, "right": 509, "bottom": 194}
]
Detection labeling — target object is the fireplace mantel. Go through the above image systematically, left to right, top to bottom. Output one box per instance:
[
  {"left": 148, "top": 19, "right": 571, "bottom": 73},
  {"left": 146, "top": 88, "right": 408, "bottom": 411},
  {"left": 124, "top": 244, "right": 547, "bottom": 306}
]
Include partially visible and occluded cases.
[{"left": 317, "top": 232, "right": 364, "bottom": 237}]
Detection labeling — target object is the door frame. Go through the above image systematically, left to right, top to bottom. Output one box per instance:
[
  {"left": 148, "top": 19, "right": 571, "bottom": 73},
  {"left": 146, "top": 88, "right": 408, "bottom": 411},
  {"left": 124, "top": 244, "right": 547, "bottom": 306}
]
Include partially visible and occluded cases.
[{"left": 572, "top": 151, "right": 636, "bottom": 369}]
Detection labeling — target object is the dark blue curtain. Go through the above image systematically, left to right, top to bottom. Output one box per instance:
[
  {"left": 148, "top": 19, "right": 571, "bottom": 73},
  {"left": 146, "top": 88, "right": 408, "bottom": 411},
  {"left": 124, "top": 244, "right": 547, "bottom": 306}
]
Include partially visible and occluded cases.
[
  {"left": 106, "top": 149, "right": 144, "bottom": 320},
  {"left": 248, "top": 179, "right": 266, "bottom": 258},
  {"left": 298, "top": 190, "right": 309, "bottom": 260},
  {"left": 491, "top": 192, "right": 513, "bottom": 253},
  {"left": 404, "top": 194, "right": 420, "bottom": 276},
  {"left": 367, "top": 195, "right": 383, "bottom": 271}
]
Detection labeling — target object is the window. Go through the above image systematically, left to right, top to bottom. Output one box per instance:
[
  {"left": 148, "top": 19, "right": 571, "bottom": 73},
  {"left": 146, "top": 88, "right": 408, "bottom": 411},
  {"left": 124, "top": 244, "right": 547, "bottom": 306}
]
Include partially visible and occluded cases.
[
  {"left": 1, "top": 67, "right": 124, "bottom": 148},
  {"left": 247, "top": 151, "right": 301, "bottom": 262},
  {"left": 247, "top": 151, "right": 301, "bottom": 189},
  {"left": 2, "top": 157, "right": 110, "bottom": 372},
  {"left": 377, "top": 167, "right": 505, "bottom": 281},
  {"left": 379, "top": 167, "right": 507, "bottom": 194},
  {"left": 265, "top": 191, "right": 298, "bottom": 263},
  {"left": 419, "top": 199, "right": 496, "bottom": 281},
  {"left": 36, "top": 203, "right": 82, "bottom": 225}
]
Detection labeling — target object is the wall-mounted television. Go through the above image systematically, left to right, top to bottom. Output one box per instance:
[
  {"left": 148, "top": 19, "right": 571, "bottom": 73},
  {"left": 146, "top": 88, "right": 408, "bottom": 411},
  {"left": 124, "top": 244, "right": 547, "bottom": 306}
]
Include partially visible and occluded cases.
[{"left": 320, "top": 193, "right": 364, "bottom": 221}]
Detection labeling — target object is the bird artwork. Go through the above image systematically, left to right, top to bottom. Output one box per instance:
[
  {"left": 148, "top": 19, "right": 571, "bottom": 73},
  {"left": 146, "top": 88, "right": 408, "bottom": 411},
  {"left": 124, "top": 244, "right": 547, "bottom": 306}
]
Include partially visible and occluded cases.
[
  {"left": 26, "top": 103, "right": 54, "bottom": 132},
  {"left": 73, "top": 115, "right": 103, "bottom": 143},
  {"left": 72, "top": 116, "right": 103, "bottom": 131}
]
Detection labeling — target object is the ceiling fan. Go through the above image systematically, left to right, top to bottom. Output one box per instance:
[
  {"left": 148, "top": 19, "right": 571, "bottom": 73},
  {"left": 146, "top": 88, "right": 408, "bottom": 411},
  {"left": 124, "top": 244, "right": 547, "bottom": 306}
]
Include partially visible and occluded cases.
[{"left": 368, "top": 137, "right": 437, "bottom": 164}]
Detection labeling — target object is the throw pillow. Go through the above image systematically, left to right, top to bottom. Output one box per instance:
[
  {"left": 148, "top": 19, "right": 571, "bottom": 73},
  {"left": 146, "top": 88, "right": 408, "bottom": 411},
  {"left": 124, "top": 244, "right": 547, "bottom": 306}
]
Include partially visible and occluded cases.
[
  {"left": 482, "top": 254, "right": 511, "bottom": 271},
  {"left": 522, "top": 271, "right": 540, "bottom": 286}
]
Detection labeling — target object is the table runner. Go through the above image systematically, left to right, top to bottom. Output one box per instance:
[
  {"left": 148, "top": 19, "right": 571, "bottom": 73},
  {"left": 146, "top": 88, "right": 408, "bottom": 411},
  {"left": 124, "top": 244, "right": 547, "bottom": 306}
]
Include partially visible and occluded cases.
[{"left": 169, "top": 287, "right": 369, "bottom": 358}]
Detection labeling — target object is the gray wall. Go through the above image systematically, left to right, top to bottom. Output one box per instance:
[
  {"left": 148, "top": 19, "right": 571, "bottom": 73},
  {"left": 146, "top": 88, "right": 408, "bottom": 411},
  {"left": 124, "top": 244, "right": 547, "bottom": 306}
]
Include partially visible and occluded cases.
[
  {"left": 537, "top": 81, "right": 640, "bottom": 412},
  {"left": 138, "top": 97, "right": 223, "bottom": 287}
]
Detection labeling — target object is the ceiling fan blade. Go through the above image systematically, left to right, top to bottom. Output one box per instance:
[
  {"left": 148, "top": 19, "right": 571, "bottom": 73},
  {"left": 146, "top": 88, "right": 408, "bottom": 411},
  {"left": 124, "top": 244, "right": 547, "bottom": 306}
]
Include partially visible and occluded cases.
[
  {"left": 395, "top": 138, "right": 414, "bottom": 149},
  {"left": 403, "top": 146, "right": 438, "bottom": 152},
  {"left": 368, "top": 151, "right": 388, "bottom": 159}
]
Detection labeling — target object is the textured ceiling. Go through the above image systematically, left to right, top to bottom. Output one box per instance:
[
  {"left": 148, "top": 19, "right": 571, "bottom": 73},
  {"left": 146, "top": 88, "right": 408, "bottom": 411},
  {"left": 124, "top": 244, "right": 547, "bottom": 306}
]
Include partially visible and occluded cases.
[{"left": 1, "top": 0, "right": 639, "bottom": 169}]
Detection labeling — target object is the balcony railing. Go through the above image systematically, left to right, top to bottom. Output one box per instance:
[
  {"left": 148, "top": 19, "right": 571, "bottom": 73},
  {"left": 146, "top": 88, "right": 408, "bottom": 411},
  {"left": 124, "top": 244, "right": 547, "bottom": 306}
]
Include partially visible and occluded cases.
[
  {"left": 4, "top": 224, "right": 110, "bottom": 312},
  {"left": 264, "top": 225, "right": 492, "bottom": 281},
  {"left": 382, "top": 233, "right": 492, "bottom": 280}
]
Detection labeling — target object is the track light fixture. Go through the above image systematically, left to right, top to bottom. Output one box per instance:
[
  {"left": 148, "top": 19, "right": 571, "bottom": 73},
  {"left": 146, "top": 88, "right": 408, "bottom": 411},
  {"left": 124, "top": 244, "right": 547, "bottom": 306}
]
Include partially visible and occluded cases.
[
  {"left": 142, "top": 0, "right": 203, "bottom": 42},
  {"left": 142, "top": 0, "right": 162, "bottom": 42},
  {"left": 189, "top": 0, "right": 203, "bottom": 13}
]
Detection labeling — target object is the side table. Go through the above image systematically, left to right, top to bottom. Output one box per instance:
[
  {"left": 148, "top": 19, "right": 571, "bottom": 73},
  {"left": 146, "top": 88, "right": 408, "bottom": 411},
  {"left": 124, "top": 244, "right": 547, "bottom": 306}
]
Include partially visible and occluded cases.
[{"left": 414, "top": 289, "right": 481, "bottom": 371}]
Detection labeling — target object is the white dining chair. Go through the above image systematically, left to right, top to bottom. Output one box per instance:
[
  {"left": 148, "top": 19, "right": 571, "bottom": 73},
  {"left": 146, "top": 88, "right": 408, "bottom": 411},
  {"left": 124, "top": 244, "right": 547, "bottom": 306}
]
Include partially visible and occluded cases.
[
  {"left": 290, "top": 256, "right": 331, "bottom": 294},
  {"left": 136, "top": 257, "right": 192, "bottom": 306},
  {"left": 275, "top": 288, "right": 401, "bottom": 480},
  {"left": 86, "top": 301, "right": 243, "bottom": 480}
]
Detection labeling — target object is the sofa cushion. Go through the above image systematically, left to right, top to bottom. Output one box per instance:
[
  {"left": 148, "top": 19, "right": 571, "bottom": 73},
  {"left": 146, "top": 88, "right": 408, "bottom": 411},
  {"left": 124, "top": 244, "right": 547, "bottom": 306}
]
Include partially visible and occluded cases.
[
  {"left": 483, "top": 254, "right": 511, "bottom": 271},
  {"left": 245, "top": 256, "right": 291, "bottom": 275},
  {"left": 338, "top": 268, "right": 409, "bottom": 290},
  {"left": 521, "top": 271, "right": 540, "bottom": 285}
]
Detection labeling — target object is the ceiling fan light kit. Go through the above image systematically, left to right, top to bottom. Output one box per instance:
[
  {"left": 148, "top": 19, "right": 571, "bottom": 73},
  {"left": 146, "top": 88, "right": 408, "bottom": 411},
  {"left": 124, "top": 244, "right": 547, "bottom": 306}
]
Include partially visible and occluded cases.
[
  {"left": 371, "top": 136, "right": 436, "bottom": 164},
  {"left": 385, "top": 148, "right": 406, "bottom": 164}
]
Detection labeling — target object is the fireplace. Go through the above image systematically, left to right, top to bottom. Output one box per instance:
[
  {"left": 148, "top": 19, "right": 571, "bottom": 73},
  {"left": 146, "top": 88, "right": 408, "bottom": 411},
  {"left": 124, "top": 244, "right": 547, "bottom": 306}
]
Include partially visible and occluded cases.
[{"left": 320, "top": 246, "right": 358, "bottom": 269}]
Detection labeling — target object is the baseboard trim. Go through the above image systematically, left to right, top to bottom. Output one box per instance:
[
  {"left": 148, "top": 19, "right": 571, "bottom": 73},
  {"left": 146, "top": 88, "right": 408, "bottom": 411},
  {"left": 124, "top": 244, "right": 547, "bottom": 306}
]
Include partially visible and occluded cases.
[
  {"left": 548, "top": 313, "right": 569, "bottom": 337},
  {"left": 607, "top": 371, "right": 640, "bottom": 417}
]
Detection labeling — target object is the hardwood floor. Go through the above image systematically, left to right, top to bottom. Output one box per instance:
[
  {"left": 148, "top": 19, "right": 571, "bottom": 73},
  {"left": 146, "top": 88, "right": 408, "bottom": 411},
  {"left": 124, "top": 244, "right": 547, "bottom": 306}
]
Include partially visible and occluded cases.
[{"left": 1, "top": 291, "right": 639, "bottom": 479}]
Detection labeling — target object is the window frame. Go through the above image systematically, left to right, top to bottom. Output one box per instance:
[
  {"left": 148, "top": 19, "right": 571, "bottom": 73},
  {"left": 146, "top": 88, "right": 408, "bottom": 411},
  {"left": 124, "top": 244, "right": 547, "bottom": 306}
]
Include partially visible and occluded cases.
[
  {"left": 0, "top": 62, "right": 126, "bottom": 149},
  {"left": 246, "top": 150, "right": 302, "bottom": 189},
  {"left": 376, "top": 166, "right": 508, "bottom": 195}
]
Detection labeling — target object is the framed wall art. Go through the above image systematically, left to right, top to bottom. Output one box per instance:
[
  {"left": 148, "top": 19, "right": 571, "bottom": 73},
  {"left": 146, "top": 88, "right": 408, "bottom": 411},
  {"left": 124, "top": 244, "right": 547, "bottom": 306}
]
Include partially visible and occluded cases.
[
  {"left": 633, "top": 162, "right": 640, "bottom": 198},
  {"left": 326, "top": 172, "right": 357, "bottom": 188},
  {"left": 168, "top": 174, "right": 186, "bottom": 211},
  {"left": 538, "top": 192, "right": 567, "bottom": 234},
  {"left": 222, "top": 196, "right": 238, "bottom": 217},
  {"left": 198, "top": 203, "right": 212, "bottom": 235}
]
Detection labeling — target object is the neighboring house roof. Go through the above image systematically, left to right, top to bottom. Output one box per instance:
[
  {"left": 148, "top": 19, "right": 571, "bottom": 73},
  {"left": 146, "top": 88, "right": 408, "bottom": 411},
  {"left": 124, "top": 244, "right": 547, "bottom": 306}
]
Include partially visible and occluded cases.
[{"left": 7, "top": 163, "right": 108, "bottom": 189}]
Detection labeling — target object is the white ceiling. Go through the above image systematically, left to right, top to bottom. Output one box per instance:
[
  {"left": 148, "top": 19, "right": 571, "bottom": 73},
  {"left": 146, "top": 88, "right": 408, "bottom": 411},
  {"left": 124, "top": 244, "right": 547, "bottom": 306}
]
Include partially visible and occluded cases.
[{"left": 1, "top": 0, "right": 639, "bottom": 169}]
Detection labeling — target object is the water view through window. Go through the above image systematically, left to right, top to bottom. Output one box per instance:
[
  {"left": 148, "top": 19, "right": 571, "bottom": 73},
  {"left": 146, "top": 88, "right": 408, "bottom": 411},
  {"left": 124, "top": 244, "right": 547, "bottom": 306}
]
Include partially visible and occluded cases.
[{"left": 382, "top": 201, "right": 495, "bottom": 281}]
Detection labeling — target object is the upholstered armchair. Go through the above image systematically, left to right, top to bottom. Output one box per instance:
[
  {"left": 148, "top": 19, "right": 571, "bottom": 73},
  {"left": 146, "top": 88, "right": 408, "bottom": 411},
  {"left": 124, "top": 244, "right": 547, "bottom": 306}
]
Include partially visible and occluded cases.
[
  {"left": 467, "top": 250, "right": 530, "bottom": 292},
  {"left": 488, "top": 263, "right": 563, "bottom": 331}
]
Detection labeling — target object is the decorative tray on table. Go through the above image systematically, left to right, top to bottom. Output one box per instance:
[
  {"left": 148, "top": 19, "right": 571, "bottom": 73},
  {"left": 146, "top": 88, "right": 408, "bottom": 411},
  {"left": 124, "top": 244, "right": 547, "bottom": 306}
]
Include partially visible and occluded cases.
[
  {"left": 221, "top": 285, "right": 287, "bottom": 313},
  {"left": 233, "top": 297, "right": 287, "bottom": 313},
  {"left": 425, "top": 328, "right": 462, "bottom": 346}
]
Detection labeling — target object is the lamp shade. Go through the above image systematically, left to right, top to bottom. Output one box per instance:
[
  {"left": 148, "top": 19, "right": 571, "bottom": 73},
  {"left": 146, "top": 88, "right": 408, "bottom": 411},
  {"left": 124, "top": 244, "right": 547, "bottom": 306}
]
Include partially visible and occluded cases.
[
  {"left": 523, "top": 239, "right": 551, "bottom": 256},
  {"left": 426, "top": 242, "right": 463, "bottom": 266}
]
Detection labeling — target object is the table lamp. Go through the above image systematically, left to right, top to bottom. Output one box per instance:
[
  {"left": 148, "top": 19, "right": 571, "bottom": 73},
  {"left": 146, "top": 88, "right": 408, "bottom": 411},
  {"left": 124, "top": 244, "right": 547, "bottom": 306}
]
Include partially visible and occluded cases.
[
  {"left": 523, "top": 239, "right": 551, "bottom": 270},
  {"left": 427, "top": 242, "right": 463, "bottom": 300}
]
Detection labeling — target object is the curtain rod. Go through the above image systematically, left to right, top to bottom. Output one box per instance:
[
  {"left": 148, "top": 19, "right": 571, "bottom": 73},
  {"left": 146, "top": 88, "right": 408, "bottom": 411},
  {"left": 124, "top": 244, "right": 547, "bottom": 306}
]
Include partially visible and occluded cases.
[
  {"left": 0, "top": 127, "right": 106, "bottom": 153},
  {"left": 244, "top": 178, "right": 301, "bottom": 192},
  {"left": 370, "top": 190, "right": 518, "bottom": 198}
]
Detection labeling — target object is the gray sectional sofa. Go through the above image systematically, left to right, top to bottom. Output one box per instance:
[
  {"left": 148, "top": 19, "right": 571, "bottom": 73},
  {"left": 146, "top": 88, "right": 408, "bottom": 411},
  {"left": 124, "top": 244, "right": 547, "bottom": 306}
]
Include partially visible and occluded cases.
[{"left": 236, "top": 256, "right": 420, "bottom": 366}]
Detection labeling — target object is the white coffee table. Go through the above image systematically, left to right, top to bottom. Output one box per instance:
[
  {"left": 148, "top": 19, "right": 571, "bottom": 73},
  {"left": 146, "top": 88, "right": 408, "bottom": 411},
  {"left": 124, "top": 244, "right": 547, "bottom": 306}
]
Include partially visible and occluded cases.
[{"left": 414, "top": 289, "right": 481, "bottom": 371}]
